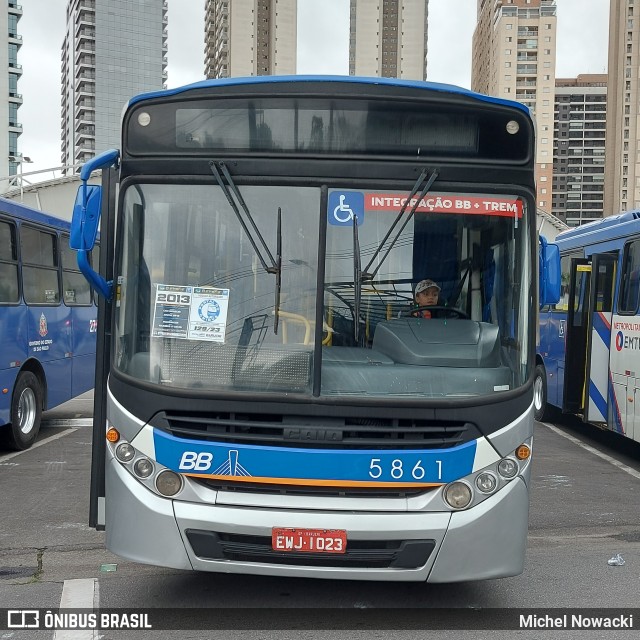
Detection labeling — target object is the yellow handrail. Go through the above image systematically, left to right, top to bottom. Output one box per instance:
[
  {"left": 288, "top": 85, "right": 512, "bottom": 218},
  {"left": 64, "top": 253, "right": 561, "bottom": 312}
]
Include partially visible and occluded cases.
[{"left": 273, "top": 310, "right": 312, "bottom": 345}]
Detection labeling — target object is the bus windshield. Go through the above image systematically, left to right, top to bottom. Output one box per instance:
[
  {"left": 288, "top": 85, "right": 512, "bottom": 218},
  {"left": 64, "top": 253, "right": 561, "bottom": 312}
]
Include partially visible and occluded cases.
[{"left": 115, "top": 182, "right": 531, "bottom": 399}]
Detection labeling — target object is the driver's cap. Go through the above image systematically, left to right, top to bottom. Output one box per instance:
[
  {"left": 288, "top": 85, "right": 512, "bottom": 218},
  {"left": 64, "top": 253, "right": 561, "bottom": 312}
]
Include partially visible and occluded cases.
[{"left": 415, "top": 279, "right": 441, "bottom": 295}]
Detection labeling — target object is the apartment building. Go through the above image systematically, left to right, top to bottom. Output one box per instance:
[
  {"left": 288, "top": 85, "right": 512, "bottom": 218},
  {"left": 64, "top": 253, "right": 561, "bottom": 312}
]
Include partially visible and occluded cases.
[
  {"left": 61, "top": 0, "right": 168, "bottom": 169},
  {"left": 205, "top": 0, "right": 296, "bottom": 78},
  {"left": 348, "top": 0, "right": 429, "bottom": 80},
  {"left": 472, "top": 0, "right": 557, "bottom": 212},
  {"left": 604, "top": 0, "right": 640, "bottom": 215},
  {"left": 2, "top": 1, "right": 23, "bottom": 181},
  {"left": 552, "top": 75, "right": 607, "bottom": 226}
]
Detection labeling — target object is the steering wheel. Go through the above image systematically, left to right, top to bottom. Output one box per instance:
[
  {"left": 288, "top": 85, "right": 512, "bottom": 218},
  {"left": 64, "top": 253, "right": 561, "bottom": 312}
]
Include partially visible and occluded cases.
[{"left": 406, "top": 305, "right": 469, "bottom": 319}]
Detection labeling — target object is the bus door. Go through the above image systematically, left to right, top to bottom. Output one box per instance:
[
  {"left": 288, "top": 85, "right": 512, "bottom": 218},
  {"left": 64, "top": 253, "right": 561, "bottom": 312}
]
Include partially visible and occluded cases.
[
  {"left": 584, "top": 254, "right": 617, "bottom": 425},
  {"left": 563, "top": 258, "right": 591, "bottom": 415}
]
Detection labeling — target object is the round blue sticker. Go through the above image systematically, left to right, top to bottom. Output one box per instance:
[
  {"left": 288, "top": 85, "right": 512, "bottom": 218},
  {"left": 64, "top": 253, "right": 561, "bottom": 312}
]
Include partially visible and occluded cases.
[{"left": 198, "top": 299, "right": 221, "bottom": 322}]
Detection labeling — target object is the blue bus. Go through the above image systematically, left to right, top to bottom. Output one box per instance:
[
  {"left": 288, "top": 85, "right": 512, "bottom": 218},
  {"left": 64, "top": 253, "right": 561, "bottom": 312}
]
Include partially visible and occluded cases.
[
  {"left": 71, "top": 76, "right": 559, "bottom": 582},
  {"left": 0, "top": 196, "right": 97, "bottom": 450},
  {"left": 537, "top": 211, "right": 640, "bottom": 443}
]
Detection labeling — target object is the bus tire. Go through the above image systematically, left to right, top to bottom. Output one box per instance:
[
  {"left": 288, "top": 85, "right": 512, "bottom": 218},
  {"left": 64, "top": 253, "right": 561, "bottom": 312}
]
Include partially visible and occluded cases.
[
  {"left": 533, "top": 364, "right": 548, "bottom": 423},
  {"left": 3, "top": 371, "right": 43, "bottom": 451}
]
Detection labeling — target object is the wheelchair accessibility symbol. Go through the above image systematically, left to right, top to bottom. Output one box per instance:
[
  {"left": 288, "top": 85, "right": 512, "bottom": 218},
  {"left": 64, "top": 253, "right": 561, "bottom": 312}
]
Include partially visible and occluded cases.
[{"left": 328, "top": 191, "right": 364, "bottom": 226}]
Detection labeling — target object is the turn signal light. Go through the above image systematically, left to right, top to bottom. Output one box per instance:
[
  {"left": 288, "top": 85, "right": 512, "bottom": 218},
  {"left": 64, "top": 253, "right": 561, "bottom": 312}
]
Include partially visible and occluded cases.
[
  {"left": 106, "top": 427, "right": 120, "bottom": 443},
  {"left": 515, "top": 444, "right": 531, "bottom": 460}
]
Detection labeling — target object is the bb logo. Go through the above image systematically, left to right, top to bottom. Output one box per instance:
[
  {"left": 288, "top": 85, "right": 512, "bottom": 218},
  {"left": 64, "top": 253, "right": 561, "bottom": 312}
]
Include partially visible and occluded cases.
[
  {"left": 198, "top": 299, "right": 220, "bottom": 322},
  {"left": 616, "top": 331, "right": 624, "bottom": 351},
  {"left": 179, "top": 451, "right": 214, "bottom": 471}
]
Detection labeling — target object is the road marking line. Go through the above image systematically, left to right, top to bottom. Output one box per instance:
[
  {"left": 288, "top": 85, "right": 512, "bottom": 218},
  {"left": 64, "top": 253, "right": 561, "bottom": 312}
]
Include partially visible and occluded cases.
[
  {"left": 542, "top": 422, "right": 640, "bottom": 481},
  {"left": 0, "top": 428, "right": 76, "bottom": 463},
  {"left": 54, "top": 578, "right": 98, "bottom": 640}
]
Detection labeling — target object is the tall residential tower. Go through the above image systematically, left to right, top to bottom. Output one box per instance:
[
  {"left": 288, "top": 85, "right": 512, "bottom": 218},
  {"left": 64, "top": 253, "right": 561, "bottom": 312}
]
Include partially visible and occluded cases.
[
  {"left": 61, "top": 0, "right": 168, "bottom": 169},
  {"left": 204, "top": 0, "right": 297, "bottom": 78},
  {"left": 348, "top": 0, "right": 429, "bottom": 80},
  {"left": 472, "top": 0, "right": 557, "bottom": 212},
  {"left": 605, "top": 0, "right": 640, "bottom": 215},
  {"left": 552, "top": 75, "right": 607, "bottom": 226}
]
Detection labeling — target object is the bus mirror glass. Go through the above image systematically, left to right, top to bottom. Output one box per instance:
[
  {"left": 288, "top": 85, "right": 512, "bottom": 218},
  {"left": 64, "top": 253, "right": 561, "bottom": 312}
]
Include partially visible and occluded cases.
[
  {"left": 70, "top": 184, "right": 101, "bottom": 251},
  {"left": 539, "top": 238, "right": 560, "bottom": 307}
]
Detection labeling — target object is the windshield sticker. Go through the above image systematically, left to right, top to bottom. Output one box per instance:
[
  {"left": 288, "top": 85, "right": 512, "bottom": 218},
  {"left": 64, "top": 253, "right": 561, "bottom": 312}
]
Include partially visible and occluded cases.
[
  {"left": 328, "top": 191, "right": 364, "bottom": 226},
  {"left": 365, "top": 193, "right": 523, "bottom": 217},
  {"left": 152, "top": 284, "right": 230, "bottom": 343}
]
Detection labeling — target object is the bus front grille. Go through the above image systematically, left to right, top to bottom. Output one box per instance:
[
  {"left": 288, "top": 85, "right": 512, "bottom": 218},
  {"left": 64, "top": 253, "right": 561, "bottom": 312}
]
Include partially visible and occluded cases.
[
  {"left": 151, "top": 411, "right": 478, "bottom": 450},
  {"left": 192, "top": 477, "right": 433, "bottom": 497},
  {"left": 185, "top": 530, "right": 436, "bottom": 569}
]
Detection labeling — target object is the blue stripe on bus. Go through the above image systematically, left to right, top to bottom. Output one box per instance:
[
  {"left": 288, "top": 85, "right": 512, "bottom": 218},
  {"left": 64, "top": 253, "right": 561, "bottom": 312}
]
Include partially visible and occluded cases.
[
  {"left": 126, "top": 75, "right": 532, "bottom": 115},
  {"left": 588, "top": 379, "right": 608, "bottom": 422},
  {"left": 152, "top": 429, "right": 477, "bottom": 486}
]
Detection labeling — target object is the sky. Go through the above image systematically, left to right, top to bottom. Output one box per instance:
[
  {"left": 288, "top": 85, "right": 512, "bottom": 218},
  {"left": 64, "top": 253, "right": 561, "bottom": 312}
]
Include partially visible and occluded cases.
[{"left": 18, "top": 0, "right": 610, "bottom": 180}]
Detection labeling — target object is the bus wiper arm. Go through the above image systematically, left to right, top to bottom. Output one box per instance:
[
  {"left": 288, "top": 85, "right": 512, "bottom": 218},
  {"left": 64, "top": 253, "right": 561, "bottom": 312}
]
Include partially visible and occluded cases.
[
  {"left": 209, "top": 161, "right": 278, "bottom": 275},
  {"left": 362, "top": 168, "right": 439, "bottom": 281},
  {"left": 274, "top": 207, "right": 282, "bottom": 335},
  {"left": 353, "top": 210, "right": 362, "bottom": 344}
]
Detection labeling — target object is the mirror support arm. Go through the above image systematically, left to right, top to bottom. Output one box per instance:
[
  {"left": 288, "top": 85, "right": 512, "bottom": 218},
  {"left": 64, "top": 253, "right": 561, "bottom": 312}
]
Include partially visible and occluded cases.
[{"left": 72, "top": 148, "right": 120, "bottom": 300}]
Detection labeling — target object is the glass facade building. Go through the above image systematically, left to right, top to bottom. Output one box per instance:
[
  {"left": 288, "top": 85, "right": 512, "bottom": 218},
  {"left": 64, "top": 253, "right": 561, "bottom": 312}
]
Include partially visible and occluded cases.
[{"left": 61, "top": 0, "right": 168, "bottom": 169}]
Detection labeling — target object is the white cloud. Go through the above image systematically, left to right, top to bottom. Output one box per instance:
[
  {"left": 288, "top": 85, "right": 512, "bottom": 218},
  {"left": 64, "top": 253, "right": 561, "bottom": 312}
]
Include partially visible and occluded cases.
[{"left": 17, "top": 0, "right": 610, "bottom": 179}]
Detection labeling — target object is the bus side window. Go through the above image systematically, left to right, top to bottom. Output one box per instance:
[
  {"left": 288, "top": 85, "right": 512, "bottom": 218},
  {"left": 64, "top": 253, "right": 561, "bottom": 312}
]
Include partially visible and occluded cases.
[
  {"left": 0, "top": 220, "right": 19, "bottom": 303},
  {"left": 20, "top": 226, "right": 60, "bottom": 305},
  {"left": 61, "top": 235, "right": 92, "bottom": 305},
  {"left": 620, "top": 239, "right": 640, "bottom": 313},
  {"left": 553, "top": 253, "right": 577, "bottom": 312}
]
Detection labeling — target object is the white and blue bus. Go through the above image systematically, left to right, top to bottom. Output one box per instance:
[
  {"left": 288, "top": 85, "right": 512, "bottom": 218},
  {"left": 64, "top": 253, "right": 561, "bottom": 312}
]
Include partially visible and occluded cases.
[
  {"left": 71, "top": 76, "right": 559, "bottom": 582},
  {"left": 0, "top": 197, "right": 97, "bottom": 450},
  {"left": 537, "top": 211, "right": 640, "bottom": 444}
]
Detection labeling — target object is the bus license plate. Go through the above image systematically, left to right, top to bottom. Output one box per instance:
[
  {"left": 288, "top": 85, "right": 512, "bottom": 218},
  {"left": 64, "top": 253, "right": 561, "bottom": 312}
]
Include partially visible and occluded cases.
[{"left": 272, "top": 528, "right": 347, "bottom": 554}]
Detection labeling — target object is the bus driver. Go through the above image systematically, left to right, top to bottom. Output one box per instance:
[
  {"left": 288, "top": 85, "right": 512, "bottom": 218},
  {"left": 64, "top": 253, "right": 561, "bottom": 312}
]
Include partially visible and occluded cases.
[{"left": 413, "top": 279, "right": 441, "bottom": 318}]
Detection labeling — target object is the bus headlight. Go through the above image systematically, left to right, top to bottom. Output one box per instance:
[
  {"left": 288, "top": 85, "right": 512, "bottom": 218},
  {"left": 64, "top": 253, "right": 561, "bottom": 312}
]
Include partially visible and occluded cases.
[
  {"left": 108, "top": 436, "right": 188, "bottom": 498},
  {"left": 441, "top": 438, "right": 532, "bottom": 511},
  {"left": 115, "top": 442, "right": 135, "bottom": 463},
  {"left": 133, "top": 457, "right": 154, "bottom": 479},
  {"left": 497, "top": 457, "right": 519, "bottom": 479},
  {"left": 156, "top": 470, "right": 183, "bottom": 497},
  {"left": 475, "top": 471, "right": 497, "bottom": 494},
  {"left": 443, "top": 481, "right": 473, "bottom": 509}
]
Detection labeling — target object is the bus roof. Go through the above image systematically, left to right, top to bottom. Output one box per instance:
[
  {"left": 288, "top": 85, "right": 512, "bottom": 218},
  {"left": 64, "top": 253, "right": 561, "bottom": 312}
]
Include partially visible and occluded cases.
[
  {"left": 126, "top": 75, "right": 532, "bottom": 117},
  {"left": 0, "top": 195, "right": 71, "bottom": 231},
  {"left": 555, "top": 210, "right": 640, "bottom": 250}
]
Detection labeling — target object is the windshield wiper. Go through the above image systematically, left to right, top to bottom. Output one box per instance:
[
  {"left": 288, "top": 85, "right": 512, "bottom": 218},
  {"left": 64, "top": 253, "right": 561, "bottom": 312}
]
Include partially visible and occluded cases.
[
  {"left": 209, "top": 161, "right": 278, "bottom": 275},
  {"left": 210, "top": 161, "right": 283, "bottom": 334},
  {"left": 362, "top": 168, "right": 439, "bottom": 281},
  {"left": 274, "top": 207, "right": 282, "bottom": 335},
  {"left": 353, "top": 210, "right": 362, "bottom": 344}
]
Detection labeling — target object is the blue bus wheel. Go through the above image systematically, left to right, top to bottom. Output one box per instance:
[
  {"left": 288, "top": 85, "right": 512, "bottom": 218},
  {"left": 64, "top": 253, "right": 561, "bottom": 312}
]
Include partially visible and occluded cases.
[{"left": 3, "top": 372, "right": 43, "bottom": 451}]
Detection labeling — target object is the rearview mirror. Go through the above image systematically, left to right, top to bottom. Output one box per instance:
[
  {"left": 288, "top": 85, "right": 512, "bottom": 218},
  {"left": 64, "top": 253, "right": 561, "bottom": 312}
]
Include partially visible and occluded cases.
[
  {"left": 68, "top": 148, "right": 120, "bottom": 300},
  {"left": 70, "top": 184, "right": 101, "bottom": 251},
  {"left": 539, "top": 235, "right": 561, "bottom": 307}
]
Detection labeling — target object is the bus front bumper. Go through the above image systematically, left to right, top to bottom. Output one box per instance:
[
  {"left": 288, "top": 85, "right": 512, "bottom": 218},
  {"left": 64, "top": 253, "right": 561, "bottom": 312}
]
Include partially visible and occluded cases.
[{"left": 105, "top": 457, "right": 529, "bottom": 582}]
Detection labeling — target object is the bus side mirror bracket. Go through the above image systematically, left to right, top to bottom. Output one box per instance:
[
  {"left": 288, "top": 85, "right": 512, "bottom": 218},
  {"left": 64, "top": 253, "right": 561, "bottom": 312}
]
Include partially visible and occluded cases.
[
  {"left": 70, "top": 149, "right": 120, "bottom": 300},
  {"left": 539, "top": 235, "right": 561, "bottom": 308}
]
